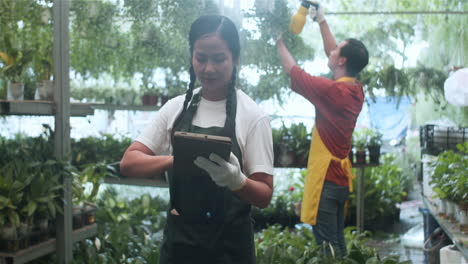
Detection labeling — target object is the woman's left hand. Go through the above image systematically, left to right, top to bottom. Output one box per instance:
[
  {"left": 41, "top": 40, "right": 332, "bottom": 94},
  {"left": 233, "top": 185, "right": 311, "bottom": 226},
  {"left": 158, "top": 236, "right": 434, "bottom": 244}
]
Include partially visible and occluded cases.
[{"left": 194, "top": 152, "right": 247, "bottom": 191}]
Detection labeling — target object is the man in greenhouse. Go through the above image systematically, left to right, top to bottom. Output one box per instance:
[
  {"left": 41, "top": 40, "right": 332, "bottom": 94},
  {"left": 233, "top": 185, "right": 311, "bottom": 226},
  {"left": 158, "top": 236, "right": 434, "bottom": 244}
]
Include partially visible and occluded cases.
[{"left": 276, "top": 3, "right": 369, "bottom": 257}]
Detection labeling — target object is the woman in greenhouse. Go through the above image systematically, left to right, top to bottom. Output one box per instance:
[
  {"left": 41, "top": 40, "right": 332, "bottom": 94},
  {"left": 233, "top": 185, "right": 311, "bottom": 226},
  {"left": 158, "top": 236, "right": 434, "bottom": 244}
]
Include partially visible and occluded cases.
[
  {"left": 276, "top": 4, "right": 369, "bottom": 257},
  {"left": 120, "top": 15, "right": 274, "bottom": 263}
]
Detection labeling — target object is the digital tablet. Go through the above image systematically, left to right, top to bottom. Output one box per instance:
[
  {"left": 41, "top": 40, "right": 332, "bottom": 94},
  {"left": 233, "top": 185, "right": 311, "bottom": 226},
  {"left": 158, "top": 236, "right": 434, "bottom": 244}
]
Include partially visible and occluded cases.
[
  {"left": 171, "top": 131, "right": 232, "bottom": 222},
  {"left": 173, "top": 131, "right": 232, "bottom": 162}
]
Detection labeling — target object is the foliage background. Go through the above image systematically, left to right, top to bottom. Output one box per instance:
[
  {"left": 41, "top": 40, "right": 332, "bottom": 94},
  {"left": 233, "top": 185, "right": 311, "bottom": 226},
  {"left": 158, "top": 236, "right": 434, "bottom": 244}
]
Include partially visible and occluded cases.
[{"left": 0, "top": 0, "right": 466, "bottom": 118}]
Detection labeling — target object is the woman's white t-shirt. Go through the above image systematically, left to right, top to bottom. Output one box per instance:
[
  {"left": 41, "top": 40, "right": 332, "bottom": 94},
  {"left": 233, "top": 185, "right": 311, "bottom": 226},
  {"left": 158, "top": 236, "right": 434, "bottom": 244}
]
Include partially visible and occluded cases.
[{"left": 136, "top": 89, "right": 274, "bottom": 177}]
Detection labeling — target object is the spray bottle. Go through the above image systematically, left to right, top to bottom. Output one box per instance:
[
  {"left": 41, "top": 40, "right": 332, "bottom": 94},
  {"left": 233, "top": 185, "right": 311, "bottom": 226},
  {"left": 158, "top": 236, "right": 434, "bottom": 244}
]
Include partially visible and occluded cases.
[{"left": 289, "top": 0, "right": 319, "bottom": 35}]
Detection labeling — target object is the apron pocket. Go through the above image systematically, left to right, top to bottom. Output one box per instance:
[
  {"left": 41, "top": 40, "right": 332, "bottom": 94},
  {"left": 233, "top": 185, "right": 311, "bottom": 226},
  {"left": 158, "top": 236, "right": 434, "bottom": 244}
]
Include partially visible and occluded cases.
[{"left": 167, "top": 213, "right": 225, "bottom": 250}]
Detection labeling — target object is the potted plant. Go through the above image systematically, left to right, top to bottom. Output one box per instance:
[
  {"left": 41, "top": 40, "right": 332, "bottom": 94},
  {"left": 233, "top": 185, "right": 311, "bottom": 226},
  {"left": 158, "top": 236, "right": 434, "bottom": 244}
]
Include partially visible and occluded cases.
[
  {"left": 32, "top": 8, "right": 54, "bottom": 101},
  {"left": 33, "top": 42, "right": 53, "bottom": 100},
  {"left": 0, "top": 44, "right": 33, "bottom": 100},
  {"left": 140, "top": 85, "right": 159, "bottom": 106},
  {"left": 272, "top": 123, "right": 295, "bottom": 167},
  {"left": 289, "top": 123, "right": 310, "bottom": 167},
  {"left": 366, "top": 128, "right": 383, "bottom": 164},
  {"left": 353, "top": 129, "right": 367, "bottom": 164},
  {"left": 432, "top": 142, "right": 468, "bottom": 227},
  {"left": 453, "top": 143, "right": 468, "bottom": 230},
  {"left": 429, "top": 149, "right": 460, "bottom": 220},
  {"left": 0, "top": 161, "right": 29, "bottom": 251}
]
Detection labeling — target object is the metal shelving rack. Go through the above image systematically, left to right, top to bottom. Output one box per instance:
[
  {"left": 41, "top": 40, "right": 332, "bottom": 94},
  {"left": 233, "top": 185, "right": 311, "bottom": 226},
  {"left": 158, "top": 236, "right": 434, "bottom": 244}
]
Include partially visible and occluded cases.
[
  {"left": 0, "top": 1, "right": 97, "bottom": 263},
  {"left": 0, "top": 100, "right": 93, "bottom": 116},
  {"left": 104, "top": 175, "right": 168, "bottom": 188},
  {"left": 422, "top": 197, "right": 468, "bottom": 260},
  {"left": 0, "top": 224, "right": 97, "bottom": 264}
]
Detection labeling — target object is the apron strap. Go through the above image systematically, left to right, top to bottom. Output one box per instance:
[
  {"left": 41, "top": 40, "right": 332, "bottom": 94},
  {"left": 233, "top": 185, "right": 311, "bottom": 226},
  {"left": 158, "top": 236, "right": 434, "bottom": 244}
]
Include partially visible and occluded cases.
[{"left": 330, "top": 156, "right": 355, "bottom": 192}]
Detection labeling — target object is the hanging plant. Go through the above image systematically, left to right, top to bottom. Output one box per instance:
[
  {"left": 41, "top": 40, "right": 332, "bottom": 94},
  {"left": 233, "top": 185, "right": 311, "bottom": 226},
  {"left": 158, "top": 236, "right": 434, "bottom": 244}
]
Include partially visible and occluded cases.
[{"left": 408, "top": 65, "right": 447, "bottom": 104}]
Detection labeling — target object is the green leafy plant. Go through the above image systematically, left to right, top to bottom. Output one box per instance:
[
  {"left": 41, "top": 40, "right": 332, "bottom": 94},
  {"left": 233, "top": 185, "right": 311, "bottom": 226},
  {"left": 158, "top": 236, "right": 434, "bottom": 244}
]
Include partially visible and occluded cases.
[
  {"left": 0, "top": 38, "right": 34, "bottom": 83},
  {"left": 288, "top": 123, "right": 311, "bottom": 166},
  {"left": 366, "top": 128, "right": 383, "bottom": 147},
  {"left": 353, "top": 129, "right": 368, "bottom": 152},
  {"left": 71, "top": 133, "right": 131, "bottom": 168},
  {"left": 429, "top": 142, "right": 468, "bottom": 204},
  {"left": 348, "top": 154, "right": 408, "bottom": 229},
  {"left": 73, "top": 162, "right": 119, "bottom": 205},
  {"left": 252, "top": 170, "right": 303, "bottom": 230},
  {"left": 255, "top": 225, "right": 411, "bottom": 263}
]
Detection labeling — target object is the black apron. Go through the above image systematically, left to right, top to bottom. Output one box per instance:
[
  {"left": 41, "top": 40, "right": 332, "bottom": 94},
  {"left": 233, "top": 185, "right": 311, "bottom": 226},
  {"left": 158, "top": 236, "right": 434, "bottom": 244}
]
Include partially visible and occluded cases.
[{"left": 159, "top": 92, "right": 255, "bottom": 264}]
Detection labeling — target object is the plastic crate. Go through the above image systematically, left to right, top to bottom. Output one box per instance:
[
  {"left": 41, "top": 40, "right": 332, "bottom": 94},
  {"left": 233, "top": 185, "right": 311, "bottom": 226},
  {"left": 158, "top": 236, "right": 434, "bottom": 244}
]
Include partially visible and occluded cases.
[{"left": 420, "top": 125, "right": 468, "bottom": 155}]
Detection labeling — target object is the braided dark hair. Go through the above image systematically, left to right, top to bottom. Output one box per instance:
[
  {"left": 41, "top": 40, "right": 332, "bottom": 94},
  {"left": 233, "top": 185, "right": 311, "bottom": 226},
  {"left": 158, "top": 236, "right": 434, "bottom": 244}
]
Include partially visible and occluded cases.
[
  {"left": 172, "top": 15, "right": 240, "bottom": 138},
  {"left": 225, "top": 65, "right": 237, "bottom": 136}
]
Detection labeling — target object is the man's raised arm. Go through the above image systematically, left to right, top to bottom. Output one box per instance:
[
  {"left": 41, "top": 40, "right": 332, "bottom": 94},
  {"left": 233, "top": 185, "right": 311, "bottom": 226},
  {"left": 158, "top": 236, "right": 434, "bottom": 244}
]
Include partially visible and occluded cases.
[{"left": 310, "top": 4, "right": 337, "bottom": 57}]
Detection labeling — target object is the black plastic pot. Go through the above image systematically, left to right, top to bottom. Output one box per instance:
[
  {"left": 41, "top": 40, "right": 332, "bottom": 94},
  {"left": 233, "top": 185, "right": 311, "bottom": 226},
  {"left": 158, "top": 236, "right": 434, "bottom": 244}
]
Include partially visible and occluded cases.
[{"left": 368, "top": 145, "right": 381, "bottom": 164}]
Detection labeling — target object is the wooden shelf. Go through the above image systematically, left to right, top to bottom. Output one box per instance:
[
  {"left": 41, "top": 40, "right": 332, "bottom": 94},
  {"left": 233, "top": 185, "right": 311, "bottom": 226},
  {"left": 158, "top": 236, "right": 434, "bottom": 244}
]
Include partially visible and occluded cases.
[
  {"left": 0, "top": 100, "right": 94, "bottom": 116},
  {"left": 89, "top": 103, "right": 160, "bottom": 112},
  {"left": 274, "top": 163, "right": 379, "bottom": 169},
  {"left": 104, "top": 176, "right": 168, "bottom": 188},
  {"left": 422, "top": 196, "right": 468, "bottom": 259},
  {"left": 0, "top": 224, "right": 98, "bottom": 264}
]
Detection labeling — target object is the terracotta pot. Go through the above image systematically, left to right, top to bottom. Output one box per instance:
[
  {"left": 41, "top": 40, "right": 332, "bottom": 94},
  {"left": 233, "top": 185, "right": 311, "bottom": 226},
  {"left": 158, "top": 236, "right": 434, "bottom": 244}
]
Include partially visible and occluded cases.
[{"left": 142, "top": 94, "right": 158, "bottom": 105}]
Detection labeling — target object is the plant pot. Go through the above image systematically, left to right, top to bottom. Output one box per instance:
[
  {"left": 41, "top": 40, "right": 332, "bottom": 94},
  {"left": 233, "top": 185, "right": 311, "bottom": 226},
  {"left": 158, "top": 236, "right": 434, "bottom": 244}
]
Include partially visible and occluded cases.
[
  {"left": 35, "top": 80, "right": 54, "bottom": 100},
  {"left": 6, "top": 81, "right": 24, "bottom": 100},
  {"left": 141, "top": 94, "right": 158, "bottom": 105},
  {"left": 367, "top": 145, "right": 381, "bottom": 164},
  {"left": 278, "top": 150, "right": 296, "bottom": 167},
  {"left": 348, "top": 150, "right": 354, "bottom": 164},
  {"left": 355, "top": 150, "right": 366, "bottom": 164},
  {"left": 296, "top": 153, "right": 308, "bottom": 167},
  {"left": 437, "top": 199, "right": 448, "bottom": 217},
  {"left": 445, "top": 200, "right": 456, "bottom": 221},
  {"left": 84, "top": 203, "right": 98, "bottom": 225},
  {"left": 456, "top": 205, "right": 468, "bottom": 227},
  {"left": 73, "top": 206, "right": 85, "bottom": 229},
  {"left": 37, "top": 218, "right": 49, "bottom": 232},
  {"left": 17, "top": 222, "right": 32, "bottom": 238},
  {"left": 0, "top": 225, "right": 17, "bottom": 240},
  {"left": 0, "top": 236, "right": 29, "bottom": 253}
]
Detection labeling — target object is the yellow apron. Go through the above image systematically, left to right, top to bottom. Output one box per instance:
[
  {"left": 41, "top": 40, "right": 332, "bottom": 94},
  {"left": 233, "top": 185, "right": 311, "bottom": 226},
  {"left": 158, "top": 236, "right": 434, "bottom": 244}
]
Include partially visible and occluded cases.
[{"left": 300, "top": 77, "right": 356, "bottom": 225}]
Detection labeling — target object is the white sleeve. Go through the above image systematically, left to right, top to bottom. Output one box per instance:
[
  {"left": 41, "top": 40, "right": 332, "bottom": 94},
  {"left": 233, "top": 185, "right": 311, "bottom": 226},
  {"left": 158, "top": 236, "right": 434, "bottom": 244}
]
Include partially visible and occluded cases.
[
  {"left": 136, "top": 100, "right": 181, "bottom": 155},
  {"left": 242, "top": 116, "right": 274, "bottom": 176}
]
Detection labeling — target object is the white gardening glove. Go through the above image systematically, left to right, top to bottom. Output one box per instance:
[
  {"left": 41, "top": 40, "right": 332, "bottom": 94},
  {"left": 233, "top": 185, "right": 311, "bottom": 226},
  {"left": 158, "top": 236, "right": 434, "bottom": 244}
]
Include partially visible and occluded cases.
[
  {"left": 309, "top": 2, "right": 325, "bottom": 24},
  {"left": 194, "top": 152, "right": 247, "bottom": 191}
]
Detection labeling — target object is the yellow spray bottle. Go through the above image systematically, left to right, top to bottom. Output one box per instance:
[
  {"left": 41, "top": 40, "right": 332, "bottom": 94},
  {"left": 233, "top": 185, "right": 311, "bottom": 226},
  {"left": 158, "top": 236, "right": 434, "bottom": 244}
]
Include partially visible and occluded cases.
[{"left": 289, "top": 1, "right": 319, "bottom": 35}]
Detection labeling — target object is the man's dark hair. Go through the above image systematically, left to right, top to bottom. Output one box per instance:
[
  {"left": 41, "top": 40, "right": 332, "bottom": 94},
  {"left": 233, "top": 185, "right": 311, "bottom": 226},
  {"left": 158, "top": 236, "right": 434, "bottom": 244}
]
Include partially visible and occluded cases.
[{"left": 340, "top": 38, "right": 369, "bottom": 77}]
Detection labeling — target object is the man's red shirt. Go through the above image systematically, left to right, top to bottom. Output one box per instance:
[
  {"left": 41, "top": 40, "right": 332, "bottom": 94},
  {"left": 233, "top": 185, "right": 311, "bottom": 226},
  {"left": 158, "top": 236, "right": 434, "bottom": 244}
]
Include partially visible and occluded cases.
[{"left": 290, "top": 65, "right": 364, "bottom": 186}]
